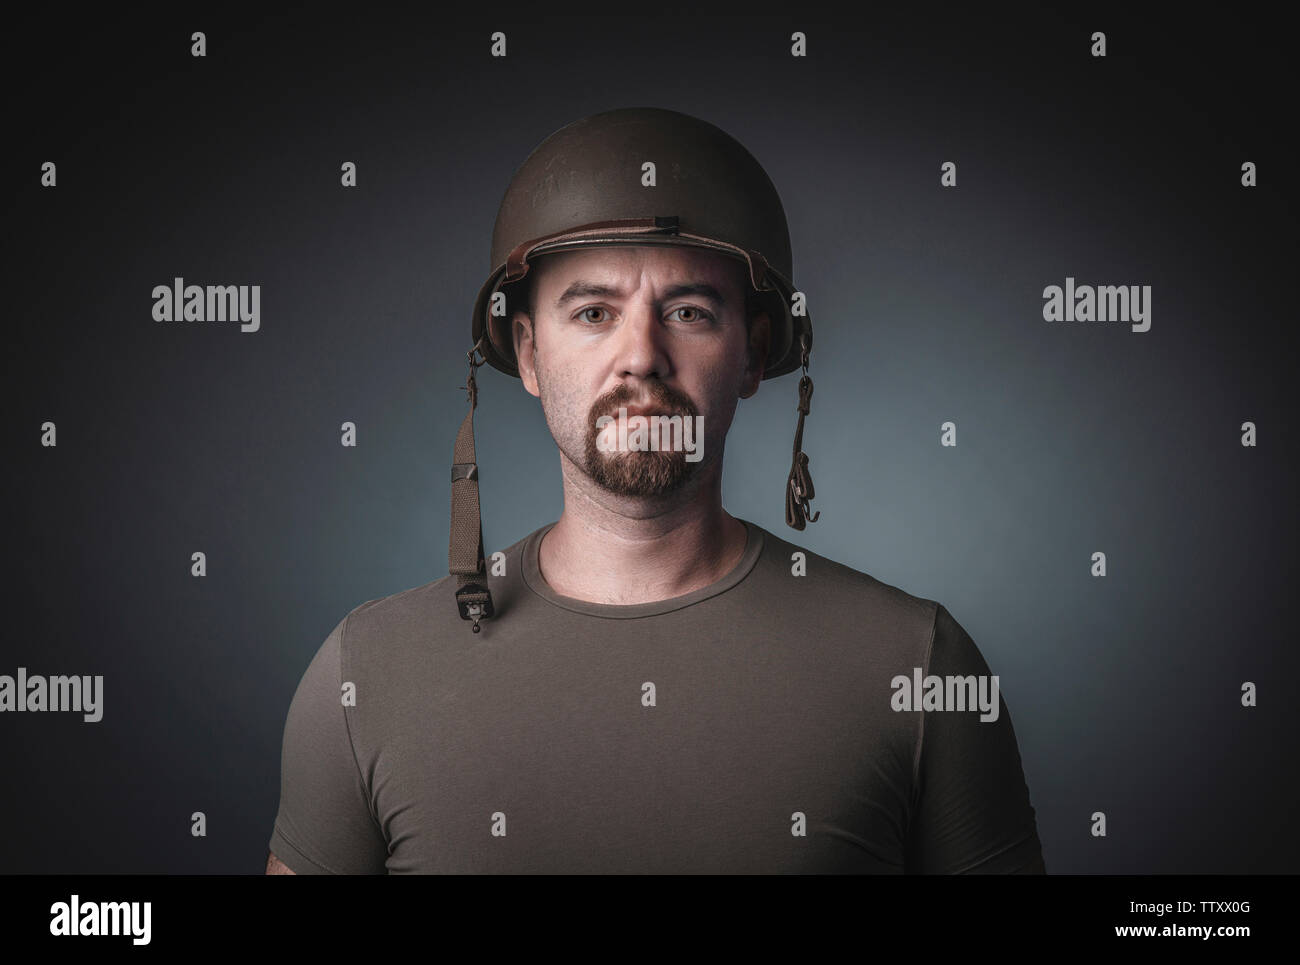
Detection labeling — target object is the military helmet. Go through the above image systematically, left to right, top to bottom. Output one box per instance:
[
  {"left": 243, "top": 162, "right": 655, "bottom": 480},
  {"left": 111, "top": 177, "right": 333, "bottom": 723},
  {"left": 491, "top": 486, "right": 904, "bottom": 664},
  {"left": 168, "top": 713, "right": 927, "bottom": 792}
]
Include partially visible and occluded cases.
[
  {"left": 471, "top": 106, "right": 810, "bottom": 379},
  {"left": 450, "top": 107, "right": 821, "bottom": 632}
]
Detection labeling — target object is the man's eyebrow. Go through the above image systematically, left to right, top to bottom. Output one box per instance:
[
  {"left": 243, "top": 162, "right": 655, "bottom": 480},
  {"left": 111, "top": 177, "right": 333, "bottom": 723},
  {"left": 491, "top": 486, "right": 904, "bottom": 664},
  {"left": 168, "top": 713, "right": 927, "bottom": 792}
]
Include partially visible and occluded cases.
[{"left": 554, "top": 281, "right": 729, "bottom": 308}]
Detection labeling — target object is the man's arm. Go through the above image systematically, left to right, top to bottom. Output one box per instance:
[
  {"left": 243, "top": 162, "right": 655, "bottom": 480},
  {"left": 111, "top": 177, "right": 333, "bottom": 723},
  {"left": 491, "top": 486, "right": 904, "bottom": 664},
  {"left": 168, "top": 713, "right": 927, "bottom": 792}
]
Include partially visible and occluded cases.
[
  {"left": 905, "top": 604, "right": 1047, "bottom": 874},
  {"left": 267, "top": 615, "right": 390, "bottom": 874},
  {"left": 266, "top": 851, "right": 296, "bottom": 875}
]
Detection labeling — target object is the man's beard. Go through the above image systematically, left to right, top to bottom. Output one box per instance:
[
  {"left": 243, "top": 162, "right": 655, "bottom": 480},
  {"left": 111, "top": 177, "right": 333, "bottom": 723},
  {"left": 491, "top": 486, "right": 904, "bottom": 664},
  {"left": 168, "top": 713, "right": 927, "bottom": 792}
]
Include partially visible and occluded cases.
[{"left": 582, "top": 380, "right": 700, "bottom": 498}]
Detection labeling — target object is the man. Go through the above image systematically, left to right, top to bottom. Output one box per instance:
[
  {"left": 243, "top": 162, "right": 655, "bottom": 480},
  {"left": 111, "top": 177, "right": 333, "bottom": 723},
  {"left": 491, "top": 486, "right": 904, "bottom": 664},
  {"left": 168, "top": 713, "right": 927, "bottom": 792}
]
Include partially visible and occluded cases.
[{"left": 266, "top": 107, "right": 1046, "bottom": 874}]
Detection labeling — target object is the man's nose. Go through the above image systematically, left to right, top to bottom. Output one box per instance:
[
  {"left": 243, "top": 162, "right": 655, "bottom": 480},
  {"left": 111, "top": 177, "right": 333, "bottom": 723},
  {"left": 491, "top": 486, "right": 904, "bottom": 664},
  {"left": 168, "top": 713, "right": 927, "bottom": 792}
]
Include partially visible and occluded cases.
[{"left": 613, "top": 298, "right": 671, "bottom": 379}]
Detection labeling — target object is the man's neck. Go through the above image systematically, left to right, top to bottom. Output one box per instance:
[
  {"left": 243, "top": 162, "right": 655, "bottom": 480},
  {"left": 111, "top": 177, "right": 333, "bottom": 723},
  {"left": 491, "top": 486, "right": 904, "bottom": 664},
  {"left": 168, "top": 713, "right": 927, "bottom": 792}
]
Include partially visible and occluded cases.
[{"left": 537, "top": 504, "right": 749, "bottom": 606}]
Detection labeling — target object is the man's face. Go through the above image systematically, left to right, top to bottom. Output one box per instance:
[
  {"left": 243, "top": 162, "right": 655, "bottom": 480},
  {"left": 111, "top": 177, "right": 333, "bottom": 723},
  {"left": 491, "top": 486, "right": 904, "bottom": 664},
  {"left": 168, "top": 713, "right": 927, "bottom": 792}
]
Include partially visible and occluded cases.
[{"left": 512, "top": 245, "right": 770, "bottom": 499}]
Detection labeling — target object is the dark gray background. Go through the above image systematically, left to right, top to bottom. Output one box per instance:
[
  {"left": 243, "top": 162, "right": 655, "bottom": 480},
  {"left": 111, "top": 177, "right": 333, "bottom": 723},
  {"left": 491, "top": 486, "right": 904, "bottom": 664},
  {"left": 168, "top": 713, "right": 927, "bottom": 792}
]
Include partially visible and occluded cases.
[{"left": 5, "top": 4, "right": 1295, "bottom": 873}]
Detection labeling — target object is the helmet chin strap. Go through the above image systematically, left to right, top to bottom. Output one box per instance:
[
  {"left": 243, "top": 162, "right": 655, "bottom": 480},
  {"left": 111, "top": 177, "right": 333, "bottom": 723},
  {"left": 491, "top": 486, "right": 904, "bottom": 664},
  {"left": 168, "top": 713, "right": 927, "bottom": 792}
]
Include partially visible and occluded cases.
[
  {"left": 785, "top": 332, "right": 820, "bottom": 530},
  {"left": 449, "top": 339, "right": 494, "bottom": 633}
]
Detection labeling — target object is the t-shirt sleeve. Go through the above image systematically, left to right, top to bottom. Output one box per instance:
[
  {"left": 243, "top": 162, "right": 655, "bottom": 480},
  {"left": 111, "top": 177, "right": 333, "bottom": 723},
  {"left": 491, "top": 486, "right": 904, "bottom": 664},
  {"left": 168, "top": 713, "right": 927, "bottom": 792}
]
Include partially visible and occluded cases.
[
  {"left": 905, "top": 604, "right": 1047, "bottom": 874},
  {"left": 268, "top": 614, "right": 389, "bottom": 874}
]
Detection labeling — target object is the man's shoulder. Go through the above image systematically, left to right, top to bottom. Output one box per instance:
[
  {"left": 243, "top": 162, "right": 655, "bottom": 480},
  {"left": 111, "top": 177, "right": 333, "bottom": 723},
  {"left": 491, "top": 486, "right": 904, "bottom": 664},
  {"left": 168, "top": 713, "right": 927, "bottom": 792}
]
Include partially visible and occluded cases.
[
  {"left": 749, "top": 521, "right": 943, "bottom": 637},
  {"left": 330, "top": 525, "right": 540, "bottom": 649}
]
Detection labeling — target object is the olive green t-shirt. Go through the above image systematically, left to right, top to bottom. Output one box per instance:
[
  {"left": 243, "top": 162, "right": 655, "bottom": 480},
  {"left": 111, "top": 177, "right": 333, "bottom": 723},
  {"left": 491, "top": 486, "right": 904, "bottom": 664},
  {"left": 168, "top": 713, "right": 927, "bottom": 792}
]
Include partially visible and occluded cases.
[{"left": 269, "top": 518, "right": 1045, "bottom": 874}]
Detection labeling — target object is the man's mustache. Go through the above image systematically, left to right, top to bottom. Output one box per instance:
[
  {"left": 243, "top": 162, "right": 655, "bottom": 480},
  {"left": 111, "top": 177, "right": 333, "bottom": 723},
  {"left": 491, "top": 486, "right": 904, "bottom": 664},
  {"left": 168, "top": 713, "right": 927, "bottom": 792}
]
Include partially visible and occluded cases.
[{"left": 592, "top": 383, "right": 697, "bottom": 421}]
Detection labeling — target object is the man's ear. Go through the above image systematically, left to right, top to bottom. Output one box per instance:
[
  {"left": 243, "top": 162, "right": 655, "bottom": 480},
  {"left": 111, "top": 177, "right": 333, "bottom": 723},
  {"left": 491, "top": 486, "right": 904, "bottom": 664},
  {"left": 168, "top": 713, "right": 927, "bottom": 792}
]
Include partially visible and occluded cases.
[
  {"left": 739, "top": 310, "right": 770, "bottom": 399},
  {"left": 513, "top": 311, "right": 540, "bottom": 398}
]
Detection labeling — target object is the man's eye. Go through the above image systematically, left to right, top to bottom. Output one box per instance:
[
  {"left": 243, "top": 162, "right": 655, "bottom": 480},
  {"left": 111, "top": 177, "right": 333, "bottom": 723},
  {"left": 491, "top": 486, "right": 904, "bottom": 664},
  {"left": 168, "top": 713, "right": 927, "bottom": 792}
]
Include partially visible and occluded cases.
[
  {"left": 668, "top": 306, "right": 714, "bottom": 323},
  {"left": 579, "top": 307, "right": 610, "bottom": 323}
]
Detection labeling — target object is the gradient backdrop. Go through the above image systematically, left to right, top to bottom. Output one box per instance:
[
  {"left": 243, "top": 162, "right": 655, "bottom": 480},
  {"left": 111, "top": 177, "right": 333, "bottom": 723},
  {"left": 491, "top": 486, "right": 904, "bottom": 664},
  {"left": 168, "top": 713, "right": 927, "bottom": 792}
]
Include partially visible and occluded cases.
[{"left": 5, "top": 4, "right": 1296, "bottom": 873}]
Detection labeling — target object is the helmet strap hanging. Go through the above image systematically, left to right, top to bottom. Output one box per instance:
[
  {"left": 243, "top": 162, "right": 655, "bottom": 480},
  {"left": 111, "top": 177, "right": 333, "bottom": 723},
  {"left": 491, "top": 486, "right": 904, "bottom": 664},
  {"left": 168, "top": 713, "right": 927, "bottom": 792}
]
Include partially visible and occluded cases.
[
  {"left": 785, "top": 332, "right": 820, "bottom": 530},
  {"left": 449, "top": 340, "right": 495, "bottom": 632}
]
